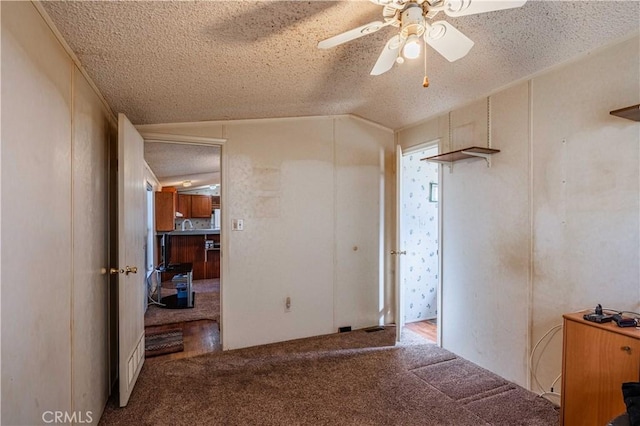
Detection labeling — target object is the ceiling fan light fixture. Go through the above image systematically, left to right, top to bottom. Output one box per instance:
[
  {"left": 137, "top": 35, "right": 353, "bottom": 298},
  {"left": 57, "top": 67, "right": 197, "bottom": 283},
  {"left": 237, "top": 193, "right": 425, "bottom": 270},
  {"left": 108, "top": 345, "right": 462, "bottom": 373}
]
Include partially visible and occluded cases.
[
  {"left": 322, "top": 0, "right": 527, "bottom": 78},
  {"left": 403, "top": 34, "right": 421, "bottom": 59}
]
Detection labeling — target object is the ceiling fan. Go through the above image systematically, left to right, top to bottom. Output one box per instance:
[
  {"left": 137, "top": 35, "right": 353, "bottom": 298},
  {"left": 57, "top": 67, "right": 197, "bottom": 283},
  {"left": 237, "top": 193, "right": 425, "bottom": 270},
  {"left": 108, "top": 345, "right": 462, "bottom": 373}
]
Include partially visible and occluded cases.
[{"left": 318, "top": 0, "right": 527, "bottom": 80}]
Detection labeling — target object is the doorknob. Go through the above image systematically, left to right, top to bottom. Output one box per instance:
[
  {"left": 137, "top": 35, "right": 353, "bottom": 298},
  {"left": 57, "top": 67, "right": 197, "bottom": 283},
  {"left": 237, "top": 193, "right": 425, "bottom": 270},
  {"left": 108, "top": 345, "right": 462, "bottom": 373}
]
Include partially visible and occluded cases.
[
  {"left": 390, "top": 250, "right": 407, "bottom": 255},
  {"left": 125, "top": 266, "right": 138, "bottom": 275},
  {"left": 110, "top": 268, "right": 124, "bottom": 275}
]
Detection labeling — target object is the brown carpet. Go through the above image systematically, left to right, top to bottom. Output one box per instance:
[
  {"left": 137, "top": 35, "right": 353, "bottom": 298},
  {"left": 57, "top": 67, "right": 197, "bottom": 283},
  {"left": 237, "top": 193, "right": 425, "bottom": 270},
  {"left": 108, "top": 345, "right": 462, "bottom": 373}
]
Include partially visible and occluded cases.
[
  {"left": 145, "top": 279, "right": 220, "bottom": 326},
  {"left": 99, "top": 327, "right": 558, "bottom": 425}
]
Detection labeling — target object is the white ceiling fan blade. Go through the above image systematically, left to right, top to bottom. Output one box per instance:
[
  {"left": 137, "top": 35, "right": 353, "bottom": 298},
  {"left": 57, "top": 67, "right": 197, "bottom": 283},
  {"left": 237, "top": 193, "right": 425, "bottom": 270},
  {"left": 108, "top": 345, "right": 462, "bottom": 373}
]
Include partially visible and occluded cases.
[
  {"left": 369, "top": 0, "right": 406, "bottom": 9},
  {"left": 444, "top": 0, "right": 526, "bottom": 17},
  {"left": 318, "top": 21, "right": 389, "bottom": 49},
  {"left": 425, "top": 21, "right": 474, "bottom": 62},
  {"left": 370, "top": 35, "right": 402, "bottom": 76}
]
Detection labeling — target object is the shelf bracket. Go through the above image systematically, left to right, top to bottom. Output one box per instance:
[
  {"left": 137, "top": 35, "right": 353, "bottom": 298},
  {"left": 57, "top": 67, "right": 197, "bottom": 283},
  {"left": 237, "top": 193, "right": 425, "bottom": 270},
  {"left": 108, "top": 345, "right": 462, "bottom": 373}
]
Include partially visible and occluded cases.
[
  {"left": 422, "top": 147, "right": 499, "bottom": 172},
  {"left": 461, "top": 150, "right": 492, "bottom": 167},
  {"left": 427, "top": 159, "right": 454, "bottom": 173}
]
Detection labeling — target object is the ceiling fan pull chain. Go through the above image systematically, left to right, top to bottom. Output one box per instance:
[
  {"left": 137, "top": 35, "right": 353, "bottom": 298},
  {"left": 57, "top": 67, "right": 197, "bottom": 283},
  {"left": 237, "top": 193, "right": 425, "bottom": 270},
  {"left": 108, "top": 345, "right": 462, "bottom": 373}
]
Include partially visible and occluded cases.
[
  {"left": 423, "top": 39, "right": 429, "bottom": 88},
  {"left": 487, "top": 96, "right": 491, "bottom": 148},
  {"left": 448, "top": 110, "right": 453, "bottom": 152}
]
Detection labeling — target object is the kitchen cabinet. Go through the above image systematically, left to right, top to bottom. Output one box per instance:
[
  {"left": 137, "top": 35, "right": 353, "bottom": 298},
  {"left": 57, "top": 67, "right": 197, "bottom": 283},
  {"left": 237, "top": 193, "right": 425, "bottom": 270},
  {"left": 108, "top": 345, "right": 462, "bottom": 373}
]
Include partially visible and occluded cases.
[
  {"left": 155, "top": 191, "right": 175, "bottom": 231},
  {"left": 175, "top": 194, "right": 211, "bottom": 218},
  {"left": 177, "top": 194, "right": 191, "bottom": 218},
  {"left": 191, "top": 195, "right": 212, "bottom": 218},
  {"left": 211, "top": 195, "right": 220, "bottom": 209},
  {"left": 160, "top": 233, "right": 220, "bottom": 280},
  {"left": 203, "top": 234, "right": 221, "bottom": 279},
  {"left": 560, "top": 312, "right": 640, "bottom": 426}
]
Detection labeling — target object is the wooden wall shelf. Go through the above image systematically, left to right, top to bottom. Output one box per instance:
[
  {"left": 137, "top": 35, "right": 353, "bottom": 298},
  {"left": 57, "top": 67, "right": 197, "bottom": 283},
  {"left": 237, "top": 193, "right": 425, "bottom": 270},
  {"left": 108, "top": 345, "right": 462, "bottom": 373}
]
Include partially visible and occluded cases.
[
  {"left": 610, "top": 104, "right": 640, "bottom": 121},
  {"left": 421, "top": 146, "right": 500, "bottom": 168}
]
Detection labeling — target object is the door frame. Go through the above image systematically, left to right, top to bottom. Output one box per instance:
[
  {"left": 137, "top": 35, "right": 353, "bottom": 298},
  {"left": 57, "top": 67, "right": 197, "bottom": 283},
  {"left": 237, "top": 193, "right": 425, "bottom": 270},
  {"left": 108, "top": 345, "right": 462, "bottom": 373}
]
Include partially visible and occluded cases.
[
  {"left": 139, "top": 131, "right": 227, "bottom": 345},
  {"left": 396, "top": 140, "right": 442, "bottom": 345},
  {"left": 395, "top": 145, "right": 403, "bottom": 342}
]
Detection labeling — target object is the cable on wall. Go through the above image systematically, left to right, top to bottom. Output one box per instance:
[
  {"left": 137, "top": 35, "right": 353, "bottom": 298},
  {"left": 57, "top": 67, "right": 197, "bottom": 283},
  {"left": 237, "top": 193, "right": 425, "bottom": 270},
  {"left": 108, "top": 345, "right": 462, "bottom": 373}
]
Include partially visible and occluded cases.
[{"left": 529, "top": 323, "right": 563, "bottom": 402}]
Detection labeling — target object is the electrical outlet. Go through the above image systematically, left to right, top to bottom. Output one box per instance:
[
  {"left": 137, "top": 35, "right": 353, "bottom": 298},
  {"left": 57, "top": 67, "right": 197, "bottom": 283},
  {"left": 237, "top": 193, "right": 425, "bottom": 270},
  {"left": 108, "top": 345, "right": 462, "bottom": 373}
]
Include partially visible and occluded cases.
[{"left": 285, "top": 296, "right": 291, "bottom": 313}]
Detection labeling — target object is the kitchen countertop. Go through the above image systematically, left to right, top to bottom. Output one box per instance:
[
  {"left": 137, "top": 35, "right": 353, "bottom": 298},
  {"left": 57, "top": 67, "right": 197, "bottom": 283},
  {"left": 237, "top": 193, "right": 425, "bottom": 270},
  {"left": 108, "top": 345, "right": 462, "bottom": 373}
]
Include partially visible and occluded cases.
[{"left": 157, "top": 229, "right": 221, "bottom": 236}]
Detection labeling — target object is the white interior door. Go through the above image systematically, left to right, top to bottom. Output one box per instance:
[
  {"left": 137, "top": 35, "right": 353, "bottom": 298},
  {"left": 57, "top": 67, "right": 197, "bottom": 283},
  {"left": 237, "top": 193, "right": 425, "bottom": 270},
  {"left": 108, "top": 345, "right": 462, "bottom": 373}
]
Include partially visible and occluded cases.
[
  {"left": 117, "top": 113, "right": 146, "bottom": 406},
  {"left": 394, "top": 144, "right": 405, "bottom": 342}
]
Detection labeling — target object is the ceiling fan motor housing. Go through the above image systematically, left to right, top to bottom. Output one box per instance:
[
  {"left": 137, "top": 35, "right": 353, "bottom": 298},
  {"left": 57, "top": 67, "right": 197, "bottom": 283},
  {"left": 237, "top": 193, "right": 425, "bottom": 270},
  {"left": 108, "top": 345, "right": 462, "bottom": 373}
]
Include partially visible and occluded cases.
[{"left": 400, "top": 4, "right": 426, "bottom": 39}]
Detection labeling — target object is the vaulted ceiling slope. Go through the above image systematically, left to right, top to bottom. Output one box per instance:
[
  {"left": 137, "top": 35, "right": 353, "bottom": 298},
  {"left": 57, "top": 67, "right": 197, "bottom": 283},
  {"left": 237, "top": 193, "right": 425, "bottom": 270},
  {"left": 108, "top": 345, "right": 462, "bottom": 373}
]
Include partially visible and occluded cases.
[
  {"left": 42, "top": 1, "right": 639, "bottom": 130},
  {"left": 144, "top": 142, "right": 220, "bottom": 188}
]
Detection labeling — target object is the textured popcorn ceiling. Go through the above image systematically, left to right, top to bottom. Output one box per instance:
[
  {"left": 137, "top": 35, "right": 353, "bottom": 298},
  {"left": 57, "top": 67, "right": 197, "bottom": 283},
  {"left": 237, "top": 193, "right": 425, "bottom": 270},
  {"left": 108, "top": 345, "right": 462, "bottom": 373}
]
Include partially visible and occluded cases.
[
  {"left": 42, "top": 0, "right": 639, "bottom": 130},
  {"left": 144, "top": 142, "right": 220, "bottom": 187}
]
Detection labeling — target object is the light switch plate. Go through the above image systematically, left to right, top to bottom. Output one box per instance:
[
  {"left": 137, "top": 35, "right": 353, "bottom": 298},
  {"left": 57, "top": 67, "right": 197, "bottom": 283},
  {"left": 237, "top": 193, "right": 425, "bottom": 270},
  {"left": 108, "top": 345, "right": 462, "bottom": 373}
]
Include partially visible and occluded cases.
[{"left": 232, "top": 219, "right": 244, "bottom": 231}]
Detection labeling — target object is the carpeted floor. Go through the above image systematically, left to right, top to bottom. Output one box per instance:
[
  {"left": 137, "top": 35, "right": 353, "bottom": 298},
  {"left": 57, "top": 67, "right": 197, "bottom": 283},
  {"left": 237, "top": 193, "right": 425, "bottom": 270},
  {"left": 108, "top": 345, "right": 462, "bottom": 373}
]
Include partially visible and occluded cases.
[
  {"left": 145, "top": 279, "right": 220, "bottom": 326},
  {"left": 100, "top": 327, "right": 558, "bottom": 425}
]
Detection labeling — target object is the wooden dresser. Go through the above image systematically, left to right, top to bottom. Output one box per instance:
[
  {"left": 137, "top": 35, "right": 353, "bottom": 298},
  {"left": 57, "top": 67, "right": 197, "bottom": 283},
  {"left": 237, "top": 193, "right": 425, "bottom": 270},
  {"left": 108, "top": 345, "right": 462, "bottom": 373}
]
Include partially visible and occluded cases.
[{"left": 561, "top": 312, "right": 640, "bottom": 426}]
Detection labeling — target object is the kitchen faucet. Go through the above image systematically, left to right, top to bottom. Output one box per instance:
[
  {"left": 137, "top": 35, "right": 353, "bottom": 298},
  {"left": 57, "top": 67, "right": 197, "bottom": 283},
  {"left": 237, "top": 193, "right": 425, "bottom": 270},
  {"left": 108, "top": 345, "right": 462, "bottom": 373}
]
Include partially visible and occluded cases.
[{"left": 181, "top": 219, "right": 194, "bottom": 231}]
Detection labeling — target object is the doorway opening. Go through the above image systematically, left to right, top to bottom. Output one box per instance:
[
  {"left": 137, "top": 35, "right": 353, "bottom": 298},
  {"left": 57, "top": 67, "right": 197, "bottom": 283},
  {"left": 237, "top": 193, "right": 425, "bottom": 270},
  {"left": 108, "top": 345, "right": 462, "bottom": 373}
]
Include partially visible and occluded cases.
[
  {"left": 143, "top": 141, "right": 223, "bottom": 360},
  {"left": 400, "top": 144, "right": 439, "bottom": 344},
  {"left": 145, "top": 182, "right": 155, "bottom": 310}
]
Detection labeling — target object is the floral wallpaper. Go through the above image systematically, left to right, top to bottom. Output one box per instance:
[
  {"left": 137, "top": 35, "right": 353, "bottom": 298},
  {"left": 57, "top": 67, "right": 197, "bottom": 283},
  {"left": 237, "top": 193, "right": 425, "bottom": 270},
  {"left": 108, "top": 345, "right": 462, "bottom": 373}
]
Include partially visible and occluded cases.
[{"left": 402, "top": 146, "right": 439, "bottom": 323}]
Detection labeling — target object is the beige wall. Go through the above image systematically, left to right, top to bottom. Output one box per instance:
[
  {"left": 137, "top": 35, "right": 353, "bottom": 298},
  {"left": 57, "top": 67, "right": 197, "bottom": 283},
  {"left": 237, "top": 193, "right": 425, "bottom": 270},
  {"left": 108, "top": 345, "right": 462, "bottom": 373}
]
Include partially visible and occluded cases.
[
  {"left": 1, "top": 2, "right": 113, "bottom": 424},
  {"left": 397, "top": 35, "right": 640, "bottom": 392},
  {"left": 530, "top": 35, "right": 640, "bottom": 396},
  {"left": 72, "top": 67, "right": 113, "bottom": 421},
  {"left": 138, "top": 116, "right": 395, "bottom": 349},
  {"left": 334, "top": 117, "right": 392, "bottom": 330}
]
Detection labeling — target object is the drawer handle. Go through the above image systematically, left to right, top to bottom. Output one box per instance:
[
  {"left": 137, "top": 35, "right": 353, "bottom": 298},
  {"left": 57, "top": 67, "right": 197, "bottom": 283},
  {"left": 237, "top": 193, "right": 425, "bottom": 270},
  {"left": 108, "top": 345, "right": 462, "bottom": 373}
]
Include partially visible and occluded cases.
[{"left": 621, "top": 346, "right": 632, "bottom": 353}]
